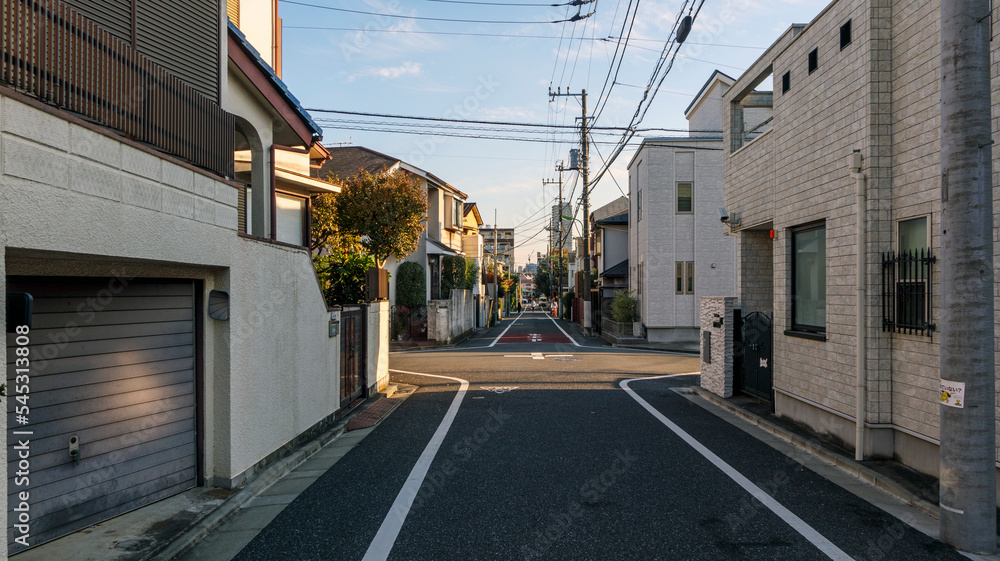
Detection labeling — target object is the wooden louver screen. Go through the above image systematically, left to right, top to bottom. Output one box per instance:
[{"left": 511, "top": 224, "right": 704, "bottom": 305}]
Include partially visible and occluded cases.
[{"left": 1, "top": 0, "right": 234, "bottom": 178}]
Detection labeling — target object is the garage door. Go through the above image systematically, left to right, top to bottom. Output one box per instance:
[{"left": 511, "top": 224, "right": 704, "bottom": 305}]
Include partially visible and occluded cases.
[{"left": 6, "top": 277, "right": 198, "bottom": 553}]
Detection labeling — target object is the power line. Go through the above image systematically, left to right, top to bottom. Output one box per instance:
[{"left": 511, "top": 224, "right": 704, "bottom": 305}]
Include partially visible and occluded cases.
[
  {"left": 279, "top": 0, "right": 591, "bottom": 24},
  {"left": 424, "top": 0, "right": 577, "bottom": 6}
]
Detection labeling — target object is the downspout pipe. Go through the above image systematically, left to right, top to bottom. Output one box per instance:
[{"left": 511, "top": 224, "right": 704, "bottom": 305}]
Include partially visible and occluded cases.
[{"left": 852, "top": 153, "right": 867, "bottom": 462}]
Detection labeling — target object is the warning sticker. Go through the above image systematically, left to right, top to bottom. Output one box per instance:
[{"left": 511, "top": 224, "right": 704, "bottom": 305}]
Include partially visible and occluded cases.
[{"left": 940, "top": 380, "right": 965, "bottom": 409}]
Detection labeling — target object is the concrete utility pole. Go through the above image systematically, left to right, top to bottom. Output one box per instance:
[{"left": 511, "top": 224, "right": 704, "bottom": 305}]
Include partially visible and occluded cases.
[
  {"left": 939, "top": 1, "right": 996, "bottom": 553},
  {"left": 549, "top": 88, "right": 591, "bottom": 334},
  {"left": 493, "top": 210, "right": 499, "bottom": 325}
]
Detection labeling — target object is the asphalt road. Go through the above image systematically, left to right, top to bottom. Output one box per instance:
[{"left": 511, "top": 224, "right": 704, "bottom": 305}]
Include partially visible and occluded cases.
[{"left": 230, "top": 312, "right": 964, "bottom": 561}]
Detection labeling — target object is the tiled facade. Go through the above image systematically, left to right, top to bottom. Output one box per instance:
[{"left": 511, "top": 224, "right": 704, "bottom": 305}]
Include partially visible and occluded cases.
[{"left": 724, "top": 0, "right": 1000, "bottom": 479}]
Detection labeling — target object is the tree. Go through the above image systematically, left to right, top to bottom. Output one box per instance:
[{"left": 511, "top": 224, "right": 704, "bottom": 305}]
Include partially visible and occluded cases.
[
  {"left": 323, "top": 168, "right": 428, "bottom": 267},
  {"left": 313, "top": 252, "right": 378, "bottom": 305},
  {"left": 440, "top": 255, "right": 467, "bottom": 298},
  {"left": 464, "top": 259, "right": 479, "bottom": 290},
  {"left": 396, "top": 262, "right": 426, "bottom": 308},
  {"left": 610, "top": 290, "right": 639, "bottom": 323}
]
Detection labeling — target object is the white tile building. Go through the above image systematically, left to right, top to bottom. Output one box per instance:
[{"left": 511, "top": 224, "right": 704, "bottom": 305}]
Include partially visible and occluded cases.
[
  {"left": 722, "top": 0, "right": 1000, "bottom": 492},
  {"left": 628, "top": 71, "right": 737, "bottom": 346}
]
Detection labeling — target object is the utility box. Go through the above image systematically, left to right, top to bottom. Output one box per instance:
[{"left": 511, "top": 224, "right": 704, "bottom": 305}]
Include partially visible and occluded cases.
[{"left": 367, "top": 267, "right": 389, "bottom": 301}]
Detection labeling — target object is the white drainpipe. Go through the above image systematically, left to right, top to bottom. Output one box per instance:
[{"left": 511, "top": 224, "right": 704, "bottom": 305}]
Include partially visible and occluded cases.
[{"left": 851, "top": 150, "right": 867, "bottom": 462}]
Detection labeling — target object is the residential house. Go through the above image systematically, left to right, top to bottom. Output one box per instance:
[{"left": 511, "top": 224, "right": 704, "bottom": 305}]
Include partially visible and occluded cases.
[
  {"left": 1, "top": 0, "right": 387, "bottom": 552},
  {"left": 716, "top": 0, "right": 1000, "bottom": 493},
  {"left": 628, "top": 71, "right": 737, "bottom": 347},
  {"left": 313, "top": 146, "right": 472, "bottom": 303},
  {"left": 589, "top": 197, "right": 628, "bottom": 334},
  {"left": 462, "top": 203, "right": 487, "bottom": 326},
  {"left": 481, "top": 226, "right": 515, "bottom": 315}
]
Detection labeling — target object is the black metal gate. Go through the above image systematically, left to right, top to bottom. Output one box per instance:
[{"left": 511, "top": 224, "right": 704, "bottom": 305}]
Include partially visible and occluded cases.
[
  {"left": 340, "top": 306, "right": 367, "bottom": 407},
  {"left": 739, "top": 311, "right": 773, "bottom": 402}
]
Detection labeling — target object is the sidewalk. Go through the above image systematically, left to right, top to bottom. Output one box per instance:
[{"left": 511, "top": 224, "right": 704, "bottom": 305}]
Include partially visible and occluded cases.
[{"left": 14, "top": 385, "right": 417, "bottom": 561}]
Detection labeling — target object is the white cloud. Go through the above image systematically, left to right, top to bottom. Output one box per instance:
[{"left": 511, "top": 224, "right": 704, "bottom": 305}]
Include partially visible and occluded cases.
[{"left": 348, "top": 61, "right": 422, "bottom": 82}]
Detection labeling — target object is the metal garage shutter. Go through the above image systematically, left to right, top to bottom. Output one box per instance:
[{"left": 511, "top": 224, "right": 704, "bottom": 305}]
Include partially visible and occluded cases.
[{"left": 6, "top": 278, "right": 197, "bottom": 553}]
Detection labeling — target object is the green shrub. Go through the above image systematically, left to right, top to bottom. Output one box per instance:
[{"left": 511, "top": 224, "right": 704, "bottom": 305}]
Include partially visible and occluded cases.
[
  {"left": 313, "top": 252, "right": 378, "bottom": 306},
  {"left": 441, "top": 255, "right": 467, "bottom": 298},
  {"left": 464, "top": 259, "right": 479, "bottom": 290},
  {"left": 396, "top": 261, "right": 426, "bottom": 308},
  {"left": 561, "top": 290, "right": 575, "bottom": 320},
  {"left": 610, "top": 290, "right": 639, "bottom": 323}
]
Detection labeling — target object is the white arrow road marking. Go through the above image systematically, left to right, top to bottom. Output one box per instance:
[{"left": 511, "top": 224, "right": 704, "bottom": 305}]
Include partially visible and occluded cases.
[
  {"left": 363, "top": 370, "right": 469, "bottom": 561},
  {"left": 621, "top": 375, "right": 855, "bottom": 561}
]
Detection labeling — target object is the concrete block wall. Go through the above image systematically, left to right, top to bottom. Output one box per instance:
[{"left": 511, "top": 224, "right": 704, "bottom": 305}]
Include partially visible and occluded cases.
[{"left": 700, "top": 297, "right": 737, "bottom": 398}]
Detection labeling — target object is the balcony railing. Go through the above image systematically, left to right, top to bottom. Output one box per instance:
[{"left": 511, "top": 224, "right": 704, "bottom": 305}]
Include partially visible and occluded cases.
[{"left": 2, "top": 0, "right": 234, "bottom": 177}]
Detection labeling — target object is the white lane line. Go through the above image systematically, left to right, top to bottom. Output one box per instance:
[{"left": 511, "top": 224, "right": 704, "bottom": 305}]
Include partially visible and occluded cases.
[
  {"left": 488, "top": 312, "right": 524, "bottom": 347},
  {"left": 547, "top": 315, "right": 580, "bottom": 347},
  {"left": 362, "top": 369, "right": 470, "bottom": 561},
  {"left": 621, "top": 375, "right": 855, "bottom": 561}
]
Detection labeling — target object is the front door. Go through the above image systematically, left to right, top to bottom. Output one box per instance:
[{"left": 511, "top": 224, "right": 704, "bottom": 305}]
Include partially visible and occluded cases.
[{"left": 740, "top": 311, "right": 773, "bottom": 403}]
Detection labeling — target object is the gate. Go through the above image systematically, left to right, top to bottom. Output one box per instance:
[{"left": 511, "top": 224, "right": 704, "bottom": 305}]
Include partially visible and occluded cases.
[
  {"left": 340, "top": 306, "right": 367, "bottom": 407},
  {"left": 739, "top": 311, "right": 773, "bottom": 403}
]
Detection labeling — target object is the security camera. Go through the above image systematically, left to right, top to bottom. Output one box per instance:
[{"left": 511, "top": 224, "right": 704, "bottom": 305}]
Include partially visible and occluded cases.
[{"left": 718, "top": 207, "right": 729, "bottom": 222}]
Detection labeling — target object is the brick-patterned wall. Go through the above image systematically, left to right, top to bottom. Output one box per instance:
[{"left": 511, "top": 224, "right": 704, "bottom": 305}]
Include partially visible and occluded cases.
[
  {"left": 739, "top": 230, "right": 774, "bottom": 316},
  {"left": 700, "top": 297, "right": 737, "bottom": 397}
]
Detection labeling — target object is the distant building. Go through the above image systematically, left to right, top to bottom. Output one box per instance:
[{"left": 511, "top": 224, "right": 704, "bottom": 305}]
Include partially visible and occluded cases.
[{"left": 481, "top": 226, "right": 515, "bottom": 275}]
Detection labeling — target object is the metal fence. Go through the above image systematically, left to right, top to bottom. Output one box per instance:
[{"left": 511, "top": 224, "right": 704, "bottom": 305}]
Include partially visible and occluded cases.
[
  {"left": 1, "top": 0, "right": 234, "bottom": 177},
  {"left": 391, "top": 305, "right": 428, "bottom": 342}
]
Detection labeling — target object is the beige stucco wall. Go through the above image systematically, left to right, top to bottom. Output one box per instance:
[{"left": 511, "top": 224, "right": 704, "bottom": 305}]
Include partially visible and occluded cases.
[{"left": 0, "top": 93, "right": 343, "bottom": 493}]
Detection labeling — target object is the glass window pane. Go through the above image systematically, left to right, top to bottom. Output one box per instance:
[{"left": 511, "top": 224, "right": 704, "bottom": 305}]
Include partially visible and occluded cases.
[
  {"left": 677, "top": 182, "right": 692, "bottom": 213},
  {"left": 245, "top": 186, "right": 252, "bottom": 234},
  {"left": 276, "top": 193, "right": 306, "bottom": 246},
  {"left": 899, "top": 217, "right": 927, "bottom": 254},
  {"left": 793, "top": 227, "right": 826, "bottom": 329},
  {"left": 676, "top": 262, "right": 684, "bottom": 294},
  {"left": 686, "top": 262, "right": 695, "bottom": 294}
]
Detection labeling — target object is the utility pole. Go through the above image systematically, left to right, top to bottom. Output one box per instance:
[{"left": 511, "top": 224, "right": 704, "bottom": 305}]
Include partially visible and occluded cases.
[
  {"left": 939, "top": 1, "right": 995, "bottom": 554},
  {"left": 549, "top": 88, "right": 591, "bottom": 334},
  {"left": 543, "top": 162, "right": 566, "bottom": 314},
  {"left": 493, "top": 210, "right": 499, "bottom": 326}
]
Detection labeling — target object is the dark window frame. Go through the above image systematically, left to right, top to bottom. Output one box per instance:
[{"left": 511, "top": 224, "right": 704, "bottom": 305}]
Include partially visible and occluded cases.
[
  {"left": 808, "top": 48, "right": 818, "bottom": 73},
  {"left": 782, "top": 71, "right": 791, "bottom": 93},
  {"left": 676, "top": 182, "right": 693, "bottom": 214},
  {"left": 790, "top": 221, "right": 826, "bottom": 334}
]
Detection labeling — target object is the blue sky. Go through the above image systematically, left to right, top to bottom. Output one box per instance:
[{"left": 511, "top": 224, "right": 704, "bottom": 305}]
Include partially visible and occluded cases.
[{"left": 277, "top": 0, "right": 829, "bottom": 267}]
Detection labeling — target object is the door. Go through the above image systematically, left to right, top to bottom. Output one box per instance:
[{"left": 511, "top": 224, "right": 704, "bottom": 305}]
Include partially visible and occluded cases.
[
  {"left": 6, "top": 277, "right": 197, "bottom": 553},
  {"left": 340, "top": 306, "right": 366, "bottom": 407},
  {"left": 739, "top": 311, "right": 773, "bottom": 403}
]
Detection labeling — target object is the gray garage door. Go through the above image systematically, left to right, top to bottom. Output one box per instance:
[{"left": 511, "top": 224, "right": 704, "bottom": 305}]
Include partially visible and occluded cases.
[{"left": 6, "top": 277, "right": 198, "bottom": 553}]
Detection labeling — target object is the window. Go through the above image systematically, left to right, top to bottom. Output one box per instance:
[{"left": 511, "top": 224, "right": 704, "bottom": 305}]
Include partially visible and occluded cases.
[
  {"left": 840, "top": 20, "right": 852, "bottom": 50},
  {"left": 808, "top": 48, "right": 818, "bottom": 73},
  {"left": 781, "top": 71, "right": 790, "bottom": 93},
  {"left": 677, "top": 182, "right": 693, "bottom": 213},
  {"left": 244, "top": 186, "right": 252, "bottom": 234},
  {"left": 637, "top": 188, "right": 642, "bottom": 221},
  {"left": 275, "top": 192, "right": 307, "bottom": 246},
  {"left": 453, "top": 198, "right": 462, "bottom": 229},
  {"left": 883, "top": 217, "right": 935, "bottom": 334},
  {"left": 791, "top": 224, "right": 826, "bottom": 333},
  {"left": 676, "top": 261, "right": 694, "bottom": 294}
]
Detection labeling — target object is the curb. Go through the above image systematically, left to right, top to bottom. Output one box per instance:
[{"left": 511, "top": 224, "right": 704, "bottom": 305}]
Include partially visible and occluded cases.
[
  {"left": 688, "top": 386, "right": 941, "bottom": 520},
  {"left": 150, "top": 392, "right": 390, "bottom": 561}
]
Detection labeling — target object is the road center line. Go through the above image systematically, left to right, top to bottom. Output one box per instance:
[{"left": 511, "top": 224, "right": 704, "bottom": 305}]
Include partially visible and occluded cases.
[
  {"left": 488, "top": 312, "right": 524, "bottom": 347},
  {"left": 547, "top": 314, "right": 580, "bottom": 346},
  {"left": 362, "top": 369, "right": 470, "bottom": 561},
  {"left": 620, "top": 375, "right": 855, "bottom": 561}
]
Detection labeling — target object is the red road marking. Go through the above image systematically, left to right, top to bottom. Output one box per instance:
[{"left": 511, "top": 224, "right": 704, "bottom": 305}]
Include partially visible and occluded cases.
[{"left": 498, "top": 333, "right": 570, "bottom": 344}]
